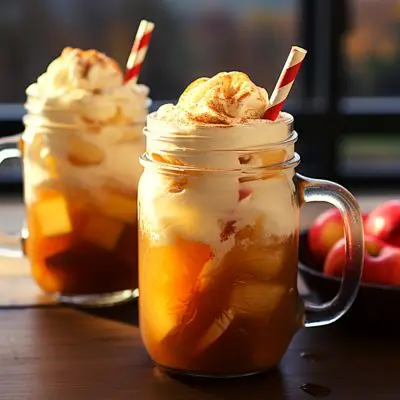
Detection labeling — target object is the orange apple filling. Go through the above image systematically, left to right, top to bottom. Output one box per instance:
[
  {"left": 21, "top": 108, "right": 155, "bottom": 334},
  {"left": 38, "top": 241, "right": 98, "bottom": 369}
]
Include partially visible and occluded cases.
[
  {"left": 67, "top": 136, "right": 104, "bottom": 166},
  {"left": 239, "top": 149, "right": 287, "bottom": 166},
  {"left": 151, "top": 152, "right": 189, "bottom": 193},
  {"left": 27, "top": 183, "right": 139, "bottom": 295},
  {"left": 99, "top": 190, "right": 137, "bottom": 224},
  {"left": 139, "top": 221, "right": 300, "bottom": 374},
  {"left": 140, "top": 236, "right": 213, "bottom": 343}
]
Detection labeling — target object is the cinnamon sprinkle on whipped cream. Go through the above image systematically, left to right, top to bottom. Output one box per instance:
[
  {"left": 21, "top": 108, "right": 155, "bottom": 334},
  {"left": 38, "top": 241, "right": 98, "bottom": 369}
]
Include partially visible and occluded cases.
[{"left": 156, "top": 72, "right": 269, "bottom": 126}]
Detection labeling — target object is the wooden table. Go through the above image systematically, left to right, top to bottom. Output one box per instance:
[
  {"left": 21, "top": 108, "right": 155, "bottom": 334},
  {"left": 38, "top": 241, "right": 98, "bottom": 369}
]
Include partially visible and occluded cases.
[
  {"left": 1, "top": 194, "right": 400, "bottom": 399},
  {"left": 1, "top": 303, "right": 399, "bottom": 400}
]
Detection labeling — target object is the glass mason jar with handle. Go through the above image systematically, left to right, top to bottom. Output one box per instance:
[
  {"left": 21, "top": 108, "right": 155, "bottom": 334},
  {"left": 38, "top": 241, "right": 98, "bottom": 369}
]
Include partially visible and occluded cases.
[
  {"left": 0, "top": 47, "right": 151, "bottom": 307},
  {"left": 0, "top": 111, "right": 147, "bottom": 306},
  {"left": 138, "top": 111, "right": 364, "bottom": 377}
]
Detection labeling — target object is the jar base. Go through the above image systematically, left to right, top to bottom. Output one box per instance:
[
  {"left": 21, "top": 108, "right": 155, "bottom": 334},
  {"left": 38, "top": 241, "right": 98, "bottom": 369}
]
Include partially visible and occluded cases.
[
  {"left": 56, "top": 288, "right": 138, "bottom": 307},
  {"left": 157, "top": 364, "right": 269, "bottom": 379}
]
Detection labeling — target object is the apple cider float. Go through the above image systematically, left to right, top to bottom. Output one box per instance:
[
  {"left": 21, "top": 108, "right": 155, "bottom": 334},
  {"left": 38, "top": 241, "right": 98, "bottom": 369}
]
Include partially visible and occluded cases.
[
  {"left": 22, "top": 48, "right": 150, "bottom": 305},
  {"left": 138, "top": 72, "right": 305, "bottom": 375}
]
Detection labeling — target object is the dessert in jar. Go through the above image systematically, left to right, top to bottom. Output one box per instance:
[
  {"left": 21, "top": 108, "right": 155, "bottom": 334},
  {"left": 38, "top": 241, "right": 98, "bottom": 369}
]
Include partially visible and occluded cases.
[
  {"left": 23, "top": 47, "right": 150, "bottom": 305},
  {"left": 138, "top": 58, "right": 364, "bottom": 377},
  {"left": 138, "top": 71, "right": 302, "bottom": 375}
]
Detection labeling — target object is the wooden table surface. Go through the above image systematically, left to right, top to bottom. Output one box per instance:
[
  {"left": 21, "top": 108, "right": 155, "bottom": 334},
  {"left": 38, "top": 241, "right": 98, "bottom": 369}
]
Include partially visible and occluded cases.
[
  {"left": 1, "top": 194, "right": 400, "bottom": 399},
  {"left": 1, "top": 302, "right": 399, "bottom": 400}
]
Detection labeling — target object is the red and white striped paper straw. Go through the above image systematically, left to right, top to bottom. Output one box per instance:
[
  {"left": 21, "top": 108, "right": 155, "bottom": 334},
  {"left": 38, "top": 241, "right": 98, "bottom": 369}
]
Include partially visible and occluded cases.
[
  {"left": 124, "top": 19, "right": 155, "bottom": 84},
  {"left": 263, "top": 46, "right": 307, "bottom": 121}
]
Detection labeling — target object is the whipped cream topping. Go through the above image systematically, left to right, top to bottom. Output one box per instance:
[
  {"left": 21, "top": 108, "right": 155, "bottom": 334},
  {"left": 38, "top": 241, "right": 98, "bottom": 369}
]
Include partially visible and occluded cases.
[
  {"left": 23, "top": 47, "right": 150, "bottom": 203},
  {"left": 26, "top": 47, "right": 150, "bottom": 127},
  {"left": 34, "top": 47, "right": 123, "bottom": 94},
  {"left": 140, "top": 71, "right": 298, "bottom": 256},
  {"left": 156, "top": 72, "right": 269, "bottom": 126},
  {"left": 146, "top": 111, "right": 294, "bottom": 172}
]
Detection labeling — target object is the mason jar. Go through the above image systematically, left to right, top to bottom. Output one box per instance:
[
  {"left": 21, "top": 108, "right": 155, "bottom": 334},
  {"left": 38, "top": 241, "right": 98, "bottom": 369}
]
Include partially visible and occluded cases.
[{"left": 138, "top": 112, "right": 364, "bottom": 377}]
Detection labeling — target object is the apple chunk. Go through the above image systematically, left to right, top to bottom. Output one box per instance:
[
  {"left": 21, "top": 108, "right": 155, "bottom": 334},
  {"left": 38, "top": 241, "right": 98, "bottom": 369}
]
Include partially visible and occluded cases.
[
  {"left": 67, "top": 136, "right": 104, "bottom": 166},
  {"left": 100, "top": 191, "right": 137, "bottom": 224},
  {"left": 35, "top": 195, "right": 73, "bottom": 237},
  {"left": 81, "top": 213, "right": 124, "bottom": 251},
  {"left": 229, "top": 282, "right": 286, "bottom": 319},
  {"left": 194, "top": 309, "right": 234, "bottom": 354}
]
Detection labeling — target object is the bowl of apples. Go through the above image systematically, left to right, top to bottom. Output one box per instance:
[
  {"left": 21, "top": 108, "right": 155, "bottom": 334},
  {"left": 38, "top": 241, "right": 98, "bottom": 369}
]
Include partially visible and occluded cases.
[{"left": 299, "top": 200, "right": 400, "bottom": 328}]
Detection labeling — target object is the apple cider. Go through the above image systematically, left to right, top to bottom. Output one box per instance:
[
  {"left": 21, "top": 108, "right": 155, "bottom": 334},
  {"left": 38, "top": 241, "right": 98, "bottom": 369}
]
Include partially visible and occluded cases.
[
  {"left": 22, "top": 47, "right": 150, "bottom": 305},
  {"left": 138, "top": 71, "right": 306, "bottom": 375},
  {"left": 139, "top": 72, "right": 364, "bottom": 377},
  {"left": 22, "top": 125, "right": 144, "bottom": 303},
  {"left": 138, "top": 153, "right": 304, "bottom": 375},
  {"left": 26, "top": 180, "right": 138, "bottom": 296},
  {"left": 139, "top": 218, "right": 302, "bottom": 375}
]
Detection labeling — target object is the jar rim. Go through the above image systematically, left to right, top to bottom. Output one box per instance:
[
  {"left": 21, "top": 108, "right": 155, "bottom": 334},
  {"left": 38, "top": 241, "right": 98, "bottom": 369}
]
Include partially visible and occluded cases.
[
  {"left": 145, "top": 111, "right": 295, "bottom": 153},
  {"left": 144, "top": 127, "right": 298, "bottom": 152},
  {"left": 140, "top": 151, "right": 301, "bottom": 174}
]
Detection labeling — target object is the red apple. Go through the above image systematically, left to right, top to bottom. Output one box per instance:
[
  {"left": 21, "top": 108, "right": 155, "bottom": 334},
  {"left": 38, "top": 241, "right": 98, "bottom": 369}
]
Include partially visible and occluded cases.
[
  {"left": 365, "top": 200, "right": 400, "bottom": 247},
  {"left": 308, "top": 208, "right": 368, "bottom": 264},
  {"left": 308, "top": 209, "right": 343, "bottom": 264},
  {"left": 324, "top": 235, "right": 400, "bottom": 286}
]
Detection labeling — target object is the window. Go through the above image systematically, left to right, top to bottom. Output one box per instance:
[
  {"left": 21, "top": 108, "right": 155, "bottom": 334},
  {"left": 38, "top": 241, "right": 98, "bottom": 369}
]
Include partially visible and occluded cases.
[
  {"left": 0, "top": 0, "right": 300, "bottom": 103},
  {"left": 1, "top": 0, "right": 397, "bottom": 186},
  {"left": 2, "top": 0, "right": 321, "bottom": 184},
  {"left": 336, "top": 0, "right": 400, "bottom": 185},
  {"left": 345, "top": 0, "right": 400, "bottom": 98}
]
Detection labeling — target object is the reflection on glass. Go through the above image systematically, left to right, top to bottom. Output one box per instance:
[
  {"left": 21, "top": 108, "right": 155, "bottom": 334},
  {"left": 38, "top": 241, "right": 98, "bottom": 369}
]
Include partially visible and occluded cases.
[
  {"left": 0, "top": 0, "right": 298, "bottom": 102},
  {"left": 345, "top": 0, "right": 400, "bottom": 96}
]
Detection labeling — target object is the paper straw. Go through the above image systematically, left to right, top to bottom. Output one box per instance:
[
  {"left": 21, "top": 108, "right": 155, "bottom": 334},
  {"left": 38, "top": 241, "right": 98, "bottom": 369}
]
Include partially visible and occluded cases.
[
  {"left": 124, "top": 19, "right": 155, "bottom": 83},
  {"left": 263, "top": 46, "right": 307, "bottom": 121}
]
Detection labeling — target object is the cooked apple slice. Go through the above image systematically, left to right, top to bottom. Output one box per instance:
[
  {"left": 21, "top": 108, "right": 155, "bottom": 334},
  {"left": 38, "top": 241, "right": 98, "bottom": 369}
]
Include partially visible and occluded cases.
[
  {"left": 177, "top": 77, "right": 209, "bottom": 107},
  {"left": 67, "top": 136, "right": 104, "bottom": 166},
  {"left": 259, "top": 149, "right": 287, "bottom": 166},
  {"left": 151, "top": 152, "right": 189, "bottom": 193},
  {"left": 151, "top": 152, "right": 185, "bottom": 166},
  {"left": 99, "top": 191, "right": 137, "bottom": 224},
  {"left": 35, "top": 194, "right": 73, "bottom": 237},
  {"left": 81, "top": 213, "right": 124, "bottom": 251},
  {"left": 140, "top": 236, "right": 213, "bottom": 344},
  {"left": 229, "top": 281, "right": 286, "bottom": 319},
  {"left": 193, "top": 309, "right": 234, "bottom": 354}
]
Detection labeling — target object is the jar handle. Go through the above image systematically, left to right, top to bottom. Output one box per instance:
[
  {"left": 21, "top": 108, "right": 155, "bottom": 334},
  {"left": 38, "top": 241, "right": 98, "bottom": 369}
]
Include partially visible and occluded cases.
[
  {"left": 0, "top": 134, "right": 24, "bottom": 258},
  {"left": 296, "top": 173, "right": 364, "bottom": 327}
]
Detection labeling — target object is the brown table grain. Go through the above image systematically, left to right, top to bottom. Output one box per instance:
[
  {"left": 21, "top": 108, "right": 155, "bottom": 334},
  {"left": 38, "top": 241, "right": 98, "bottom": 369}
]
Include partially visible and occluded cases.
[{"left": 0, "top": 302, "right": 399, "bottom": 400}]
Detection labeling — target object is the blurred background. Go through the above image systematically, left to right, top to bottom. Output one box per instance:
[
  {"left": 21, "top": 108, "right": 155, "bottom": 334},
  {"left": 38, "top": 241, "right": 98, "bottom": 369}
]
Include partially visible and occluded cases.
[{"left": 0, "top": 0, "right": 399, "bottom": 189}]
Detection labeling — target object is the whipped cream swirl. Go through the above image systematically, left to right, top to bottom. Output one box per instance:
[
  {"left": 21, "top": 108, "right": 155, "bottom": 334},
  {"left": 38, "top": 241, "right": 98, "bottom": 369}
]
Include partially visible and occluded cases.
[
  {"left": 23, "top": 47, "right": 150, "bottom": 203},
  {"left": 26, "top": 47, "right": 150, "bottom": 126},
  {"left": 156, "top": 72, "right": 269, "bottom": 126}
]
